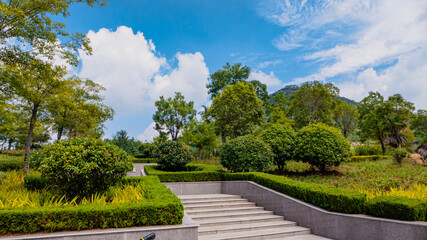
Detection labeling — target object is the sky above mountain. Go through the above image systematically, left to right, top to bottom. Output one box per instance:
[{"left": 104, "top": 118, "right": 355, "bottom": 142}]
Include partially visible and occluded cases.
[{"left": 64, "top": 0, "right": 427, "bottom": 141}]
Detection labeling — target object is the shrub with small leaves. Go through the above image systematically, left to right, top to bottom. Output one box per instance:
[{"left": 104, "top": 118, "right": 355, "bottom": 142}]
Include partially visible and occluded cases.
[
  {"left": 293, "top": 123, "right": 351, "bottom": 171},
  {"left": 259, "top": 124, "right": 295, "bottom": 172},
  {"left": 220, "top": 135, "right": 273, "bottom": 172},
  {"left": 38, "top": 138, "right": 133, "bottom": 197},
  {"left": 154, "top": 141, "right": 193, "bottom": 171},
  {"left": 390, "top": 148, "right": 407, "bottom": 164}
]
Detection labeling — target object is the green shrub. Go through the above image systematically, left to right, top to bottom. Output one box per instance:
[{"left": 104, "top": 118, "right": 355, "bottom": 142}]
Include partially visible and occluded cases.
[
  {"left": 293, "top": 123, "right": 351, "bottom": 171},
  {"left": 259, "top": 124, "right": 296, "bottom": 172},
  {"left": 220, "top": 135, "right": 273, "bottom": 172},
  {"left": 37, "top": 138, "right": 133, "bottom": 197},
  {"left": 154, "top": 141, "right": 192, "bottom": 170},
  {"left": 354, "top": 144, "right": 383, "bottom": 156},
  {"left": 390, "top": 148, "right": 407, "bottom": 164},
  {"left": 350, "top": 155, "right": 391, "bottom": 162},
  {"left": 132, "top": 157, "right": 157, "bottom": 163},
  {"left": 0, "top": 158, "right": 23, "bottom": 171},
  {"left": 144, "top": 164, "right": 224, "bottom": 182},
  {"left": 24, "top": 173, "right": 46, "bottom": 190},
  {"left": 0, "top": 176, "right": 184, "bottom": 234},
  {"left": 367, "top": 196, "right": 426, "bottom": 221}
]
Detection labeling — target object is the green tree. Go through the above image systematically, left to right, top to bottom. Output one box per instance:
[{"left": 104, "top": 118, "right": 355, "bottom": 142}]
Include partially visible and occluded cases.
[
  {"left": 0, "top": 0, "right": 107, "bottom": 66},
  {"left": 207, "top": 62, "right": 250, "bottom": 98},
  {"left": 249, "top": 80, "right": 269, "bottom": 107},
  {"left": 209, "top": 81, "right": 264, "bottom": 143},
  {"left": 289, "top": 81, "right": 339, "bottom": 129},
  {"left": 153, "top": 92, "right": 196, "bottom": 141},
  {"left": 333, "top": 99, "right": 359, "bottom": 138},
  {"left": 411, "top": 109, "right": 427, "bottom": 144},
  {"left": 182, "top": 121, "right": 218, "bottom": 162},
  {"left": 108, "top": 130, "right": 140, "bottom": 155}
]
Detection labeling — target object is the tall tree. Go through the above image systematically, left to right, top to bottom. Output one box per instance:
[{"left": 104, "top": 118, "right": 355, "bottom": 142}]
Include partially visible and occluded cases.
[
  {"left": 0, "top": 60, "right": 68, "bottom": 171},
  {"left": 206, "top": 62, "right": 250, "bottom": 98},
  {"left": 208, "top": 81, "right": 264, "bottom": 143},
  {"left": 289, "top": 81, "right": 339, "bottom": 129},
  {"left": 153, "top": 92, "right": 196, "bottom": 141},
  {"left": 333, "top": 99, "right": 359, "bottom": 138},
  {"left": 411, "top": 109, "right": 427, "bottom": 144},
  {"left": 182, "top": 121, "right": 218, "bottom": 161},
  {"left": 108, "top": 130, "right": 140, "bottom": 155}
]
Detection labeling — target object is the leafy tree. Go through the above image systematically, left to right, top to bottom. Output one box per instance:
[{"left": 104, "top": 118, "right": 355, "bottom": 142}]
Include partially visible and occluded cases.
[
  {"left": 0, "top": 0, "right": 107, "bottom": 66},
  {"left": 0, "top": 60, "right": 68, "bottom": 171},
  {"left": 207, "top": 62, "right": 250, "bottom": 98},
  {"left": 249, "top": 80, "right": 269, "bottom": 107},
  {"left": 208, "top": 81, "right": 264, "bottom": 143},
  {"left": 289, "top": 81, "right": 339, "bottom": 129},
  {"left": 153, "top": 92, "right": 196, "bottom": 141},
  {"left": 333, "top": 99, "right": 359, "bottom": 138},
  {"left": 267, "top": 106, "right": 294, "bottom": 126},
  {"left": 411, "top": 109, "right": 427, "bottom": 144},
  {"left": 182, "top": 121, "right": 218, "bottom": 162},
  {"left": 293, "top": 123, "right": 351, "bottom": 172},
  {"left": 259, "top": 124, "right": 295, "bottom": 172},
  {"left": 108, "top": 130, "right": 140, "bottom": 155}
]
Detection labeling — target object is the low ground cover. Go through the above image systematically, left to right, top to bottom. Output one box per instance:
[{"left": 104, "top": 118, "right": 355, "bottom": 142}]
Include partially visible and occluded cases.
[{"left": 0, "top": 154, "right": 23, "bottom": 171}]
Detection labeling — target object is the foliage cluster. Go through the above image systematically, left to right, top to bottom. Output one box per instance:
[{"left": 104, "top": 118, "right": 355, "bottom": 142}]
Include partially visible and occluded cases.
[
  {"left": 220, "top": 135, "right": 273, "bottom": 172},
  {"left": 35, "top": 138, "right": 133, "bottom": 197},
  {"left": 154, "top": 141, "right": 193, "bottom": 170},
  {"left": 353, "top": 144, "right": 383, "bottom": 156},
  {"left": 0, "top": 154, "right": 23, "bottom": 171},
  {"left": 0, "top": 175, "right": 184, "bottom": 234}
]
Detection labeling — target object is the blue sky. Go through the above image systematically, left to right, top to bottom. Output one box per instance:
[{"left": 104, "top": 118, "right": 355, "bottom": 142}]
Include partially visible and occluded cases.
[{"left": 63, "top": 0, "right": 427, "bottom": 141}]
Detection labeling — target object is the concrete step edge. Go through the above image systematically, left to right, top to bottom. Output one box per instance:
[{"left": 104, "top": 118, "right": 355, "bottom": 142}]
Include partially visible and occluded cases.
[
  {"left": 198, "top": 221, "right": 297, "bottom": 235},
  {"left": 198, "top": 226, "right": 311, "bottom": 240}
]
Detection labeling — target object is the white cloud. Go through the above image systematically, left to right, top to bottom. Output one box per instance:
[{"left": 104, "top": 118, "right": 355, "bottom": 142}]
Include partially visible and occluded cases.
[
  {"left": 261, "top": 0, "right": 427, "bottom": 109},
  {"left": 78, "top": 26, "right": 210, "bottom": 115},
  {"left": 259, "top": 59, "right": 282, "bottom": 68},
  {"left": 249, "top": 70, "right": 282, "bottom": 90},
  {"left": 137, "top": 122, "right": 158, "bottom": 142}
]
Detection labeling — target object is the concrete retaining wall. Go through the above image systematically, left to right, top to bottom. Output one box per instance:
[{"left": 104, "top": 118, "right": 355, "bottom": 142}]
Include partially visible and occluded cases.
[
  {"left": 165, "top": 181, "right": 427, "bottom": 240},
  {"left": 0, "top": 214, "right": 198, "bottom": 240}
]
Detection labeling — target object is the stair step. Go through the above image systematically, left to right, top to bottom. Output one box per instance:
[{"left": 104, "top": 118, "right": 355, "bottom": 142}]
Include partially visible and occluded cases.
[
  {"left": 180, "top": 194, "right": 241, "bottom": 202},
  {"left": 183, "top": 198, "right": 249, "bottom": 206},
  {"left": 184, "top": 202, "right": 256, "bottom": 210},
  {"left": 186, "top": 206, "right": 264, "bottom": 215},
  {"left": 188, "top": 210, "right": 274, "bottom": 221},
  {"left": 197, "top": 215, "right": 285, "bottom": 227},
  {"left": 199, "top": 220, "right": 297, "bottom": 235},
  {"left": 198, "top": 226, "right": 311, "bottom": 240},
  {"left": 273, "top": 234, "right": 332, "bottom": 240}
]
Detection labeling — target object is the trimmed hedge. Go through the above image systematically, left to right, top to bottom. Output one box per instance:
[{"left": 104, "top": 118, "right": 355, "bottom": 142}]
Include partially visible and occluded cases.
[
  {"left": 350, "top": 155, "right": 390, "bottom": 162},
  {"left": 132, "top": 157, "right": 157, "bottom": 163},
  {"left": 0, "top": 159, "right": 23, "bottom": 171},
  {"left": 144, "top": 164, "right": 427, "bottom": 221},
  {"left": 1, "top": 176, "right": 183, "bottom": 234},
  {"left": 367, "top": 196, "right": 427, "bottom": 221}
]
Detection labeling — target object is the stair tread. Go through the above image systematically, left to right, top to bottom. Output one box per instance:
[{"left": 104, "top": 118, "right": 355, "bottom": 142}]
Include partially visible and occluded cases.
[
  {"left": 179, "top": 194, "right": 240, "bottom": 200},
  {"left": 182, "top": 199, "right": 249, "bottom": 205},
  {"left": 184, "top": 202, "right": 255, "bottom": 209},
  {"left": 186, "top": 206, "right": 264, "bottom": 214},
  {"left": 188, "top": 210, "right": 273, "bottom": 219},
  {"left": 197, "top": 215, "right": 284, "bottom": 225},
  {"left": 199, "top": 220, "right": 297, "bottom": 233},
  {"left": 199, "top": 226, "right": 310, "bottom": 240},
  {"left": 275, "top": 234, "right": 332, "bottom": 240}
]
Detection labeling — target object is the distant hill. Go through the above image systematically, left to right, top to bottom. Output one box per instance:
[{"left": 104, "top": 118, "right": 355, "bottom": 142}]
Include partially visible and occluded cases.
[{"left": 270, "top": 85, "right": 358, "bottom": 106}]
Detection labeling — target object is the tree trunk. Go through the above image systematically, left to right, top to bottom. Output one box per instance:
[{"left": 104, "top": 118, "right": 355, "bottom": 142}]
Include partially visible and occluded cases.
[
  {"left": 24, "top": 103, "right": 39, "bottom": 173},
  {"left": 57, "top": 125, "right": 64, "bottom": 142},
  {"left": 221, "top": 133, "right": 226, "bottom": 143},
  {"left": 379, "top": 136, "right": 386, "bottom": 154},
  {"left": 7, "top": 138, "right": 13, "bottom": 150}
]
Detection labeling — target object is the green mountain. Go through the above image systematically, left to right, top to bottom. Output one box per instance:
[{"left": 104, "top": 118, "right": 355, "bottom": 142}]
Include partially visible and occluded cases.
[{"left": 270, "top": 85, "right": 358, "bottom": 106}]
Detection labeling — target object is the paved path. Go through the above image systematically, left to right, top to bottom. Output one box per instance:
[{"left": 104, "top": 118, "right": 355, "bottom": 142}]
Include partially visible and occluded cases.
[{"left": 127, "top": 163, "right": 157, "bottom": 177}]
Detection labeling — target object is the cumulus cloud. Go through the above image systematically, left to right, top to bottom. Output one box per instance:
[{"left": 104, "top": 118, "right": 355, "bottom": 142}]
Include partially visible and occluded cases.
[
  {"left": 260, "top": 0, "right": 427, "bottom": 109},
  {"left": 79, "top": 26, "right": 210, "bottom": 115},
  {"left": 249, "top": 70, "right": 282, "bottom": 91},
  {"left": 137, "top": 122, "right": 159, "bottom": 142}
]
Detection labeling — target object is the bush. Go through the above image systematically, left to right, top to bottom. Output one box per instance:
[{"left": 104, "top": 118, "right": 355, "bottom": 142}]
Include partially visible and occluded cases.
[
  {"left": 293, "top": 123, "right": 351, "bottom": 171},
  {"left": 259, "top": 124, "right": 296, "bottom": 172},
  {"left": 220, "top": 135, "right": 273, "bottom": 172},
  {"left": 37, "top": 138, "right": 133, "bottom": 197},
  {"left": 154, "top": 141, "right": 192, "bottom": 170},
  {"left": 354, "top": 144, "right": 383, "bottom": 156},
  {"left": 390, "top": 148, "right": 407, "bottom": 164},
  {"left": 350, "top": 155, "right": 390, "bottom": 162},
  {"left": 132, "top": 157, "right": 157, "bottom": 163},
  {"left": 0, "top": 158, "right": 23, "bottom": 171},
  {"left": 144, "top": 164, "right": 224, "bottom": 182},
  {"left": 24, "top": 173, "right": 46, "bottom": 190},
  {"left": 0, "top": 176, "right": 184, "bottom": 234},
  {"left": 367, "top": 196, "right": 427, "bottom": 221}
]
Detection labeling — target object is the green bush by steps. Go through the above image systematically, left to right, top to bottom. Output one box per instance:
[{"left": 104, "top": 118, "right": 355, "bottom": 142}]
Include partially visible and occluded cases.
[
  {"left": 132, "top": 157, "right": 157, "bottom": 163},
  {"left": 144, "top": 164, "right": 426, "bottom": 221},
  {"left": 1, "top": 176, "right": 183, "bottom": 234},
  {"left": 367, "top": 196, "right": 427, "bottom": 221}
]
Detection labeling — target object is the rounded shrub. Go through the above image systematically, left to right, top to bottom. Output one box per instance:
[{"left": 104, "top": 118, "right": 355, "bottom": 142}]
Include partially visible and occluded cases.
[
  {"left": 293, "top": 123, "right": 351, "bottom": 171},
  {"left": 259, "top": 124, "right": 295, "bottom": 172},
  {"left": 220, "top": 135, "right": 273, "bottom": 172},
  {"left": 38, "top": 138, "right": 133, "bottom": 197},
  {"left": 154, "top": 141, "right": 193, "bottom": 170},
  {"left": 390, "top": 148, "right": 407, "bottom": 164}
]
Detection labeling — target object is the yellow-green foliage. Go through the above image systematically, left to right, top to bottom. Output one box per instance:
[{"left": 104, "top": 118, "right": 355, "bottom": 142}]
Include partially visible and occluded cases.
[
  {"left": 0, "top": 171, "right": 149, "bottom": 209},
  {"left": 358, "top": 184, "right": 427, "bottom": 200}
]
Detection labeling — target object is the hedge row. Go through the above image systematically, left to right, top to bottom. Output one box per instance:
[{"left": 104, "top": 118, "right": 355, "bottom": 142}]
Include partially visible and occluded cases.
[
  {"left": 350, "top": 155, "right": 390, "bottom": 162},
  {"left": 132, "top": 157, "right": 157, "bottom": 163},
  {"left": 0, "top": 159, "right": 23, "bottom": 171},
  {"left": 144, "top": 165, "right": 427, "bottom": 221},
  {"left": 2, "top": 176, "right": 183, "bottom": 234}
]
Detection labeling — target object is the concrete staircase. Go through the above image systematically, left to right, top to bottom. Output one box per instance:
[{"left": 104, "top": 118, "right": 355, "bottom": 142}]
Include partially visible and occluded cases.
[{"left": 180, "top": 194, "right": 330, "bottom": 240}]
